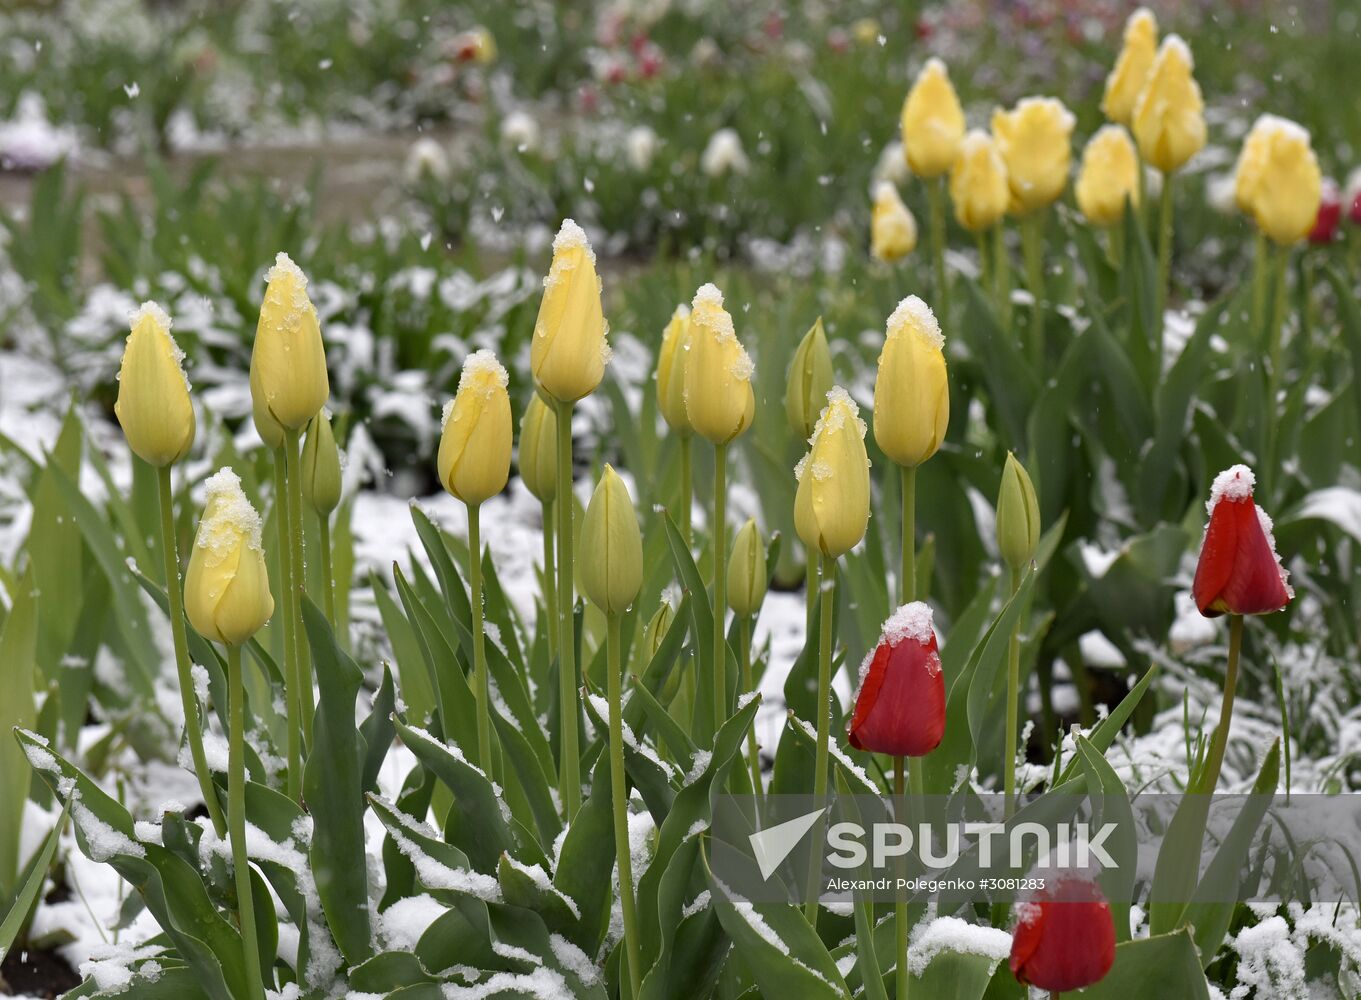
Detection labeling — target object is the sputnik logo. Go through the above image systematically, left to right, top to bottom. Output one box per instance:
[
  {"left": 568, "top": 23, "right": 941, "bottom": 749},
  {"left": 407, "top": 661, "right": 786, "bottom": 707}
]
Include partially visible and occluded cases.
[{"left": 748, "top": 808, "right": 826, "bottom": 880}]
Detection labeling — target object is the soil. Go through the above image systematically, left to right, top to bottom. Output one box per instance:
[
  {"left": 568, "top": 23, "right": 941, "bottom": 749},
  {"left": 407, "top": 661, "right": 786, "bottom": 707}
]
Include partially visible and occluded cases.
[{"left": 0, "top": 945, "right": 80, "bottom": 998}]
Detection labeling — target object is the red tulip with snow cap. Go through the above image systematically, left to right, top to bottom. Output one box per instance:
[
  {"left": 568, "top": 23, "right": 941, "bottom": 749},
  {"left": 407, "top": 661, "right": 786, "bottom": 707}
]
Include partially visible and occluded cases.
[
  {"left": 1192, "top": 464, "right": 1293, "bottom": 618},
  {"left": 847, "top": 601, "right": 945, "bottom": 757},
  {"left": 1009, "top": 874, "right": 1116, "bottom": 992}
]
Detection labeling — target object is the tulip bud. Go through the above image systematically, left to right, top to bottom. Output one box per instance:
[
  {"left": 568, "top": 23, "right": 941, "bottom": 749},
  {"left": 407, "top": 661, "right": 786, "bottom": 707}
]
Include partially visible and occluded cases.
[
  {"left": 1100, "top": 8, "right": 1158, "bottom": 126},
  {"left": 1131, "top": 35, "right": 1206, "bottom": 175},
  {"left": 899, "top": 57, "right": 966, "bottom": 179},
  {"left": 992, "top": 97, "right": 1075, "bottom": 216},
  {"left": 1232, "top": 115, "right": 1322, "bottom": 246},
  {"left": 1075, "top": 125, "right": 1141, "bottom": 227},
  {"left": 949, "top": 130, "right": 1011, "bottom": 233},
  {"left": 1308, "top": 178, "right": 1342, "bottom": 245},
  {"left": 870, "top": 181, "right": 918, "bottom": 262},
  {"left": 532, "top": 219, "right": 611, "bottom": 404},
  {"left": 250, "top": 252, "right": 330, "bottom": 432},
  {"left": 683, "top": 283, "right": 756, "bottom": 446},
  {"left": 872, "top": 296, "right": 949, "bottom": 469},
  {"left": 114, "top": 301, "right": 195, "bottom": 467},
  {"left": 655, "top": 305, "right": 694, "bottom": 435},
  {"left": 784, "top": 317, "right": 835, "bottom": 440},
  {"left": 437, "top": 350, "right": 513, "bottom": 507},
  {"left": 249, "top": 356, "right": 285, "bottom": 450},
  {"left": 794, "top": 387, "right": 871, "bottom": 559},
  {"left": 518, "top": 394, "right": 557, "bottom": 503},
  {"left": 300, "top": 410, "right": 342, "bottom": 515},
  {"left": 996, "top": 452, "right": 1040, "bottom": 573},
  {"left": 1192, "top": 464, "right": 1293, "bottom": 618},
  {"left": 579, "top": 465, "right": 644, "bottom": 616},
  {"left": 184, "top": 468, "right": 274, "bottom": 647},
  {"left": 727, "top": 519, "right": 768, "bottom": 618},
  {"left": 641, "top": 600, "right": 676, "bottom": 661},
  {"left": 847, "top": 602, "right": 944, "bottom": 757},
  {"left": 1009, "top": 875, "right": 1117, "bottom": 992}
]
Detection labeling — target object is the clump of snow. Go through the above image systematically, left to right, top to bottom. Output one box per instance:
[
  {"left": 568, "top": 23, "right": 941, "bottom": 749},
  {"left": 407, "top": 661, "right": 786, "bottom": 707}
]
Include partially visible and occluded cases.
[
  {"left": 1159, "top": 33, "right": 1195, "bottom": 70},
  {"left": 551, "top": 219, "right": 595, "bottom": 264},
  {"left": 264, "top": 251, "right": 309, "bottom": 290},
  {"left": 887, "top": 296, "right": 945, "bottom": 351},
  {"left": 125, "top": 300, "right": 191, "bottom": 392},
  {"left": 457, "top": 349, "right": 510, "bottom": 398},
  {"left": 805, "top": 386, "right": 867, "bottom": 444},
  {"left": 1206, "top": 464, "right": 1256, "bottom": 513},
  {"left": 197, "top": 468, "right": 265, "bottom": 556},
  {"left": 880, "top": 601, "right": 936, "bottom": 647},
  {"left": 190, "top": 664, "right": 210, "bottom": 703},
  {"left": 72, "top": 800, "right": 145, "bottom": 861},
  {"left": 503, "top": 855, "right": 581, "bottom": 918},
  {"left": 1231, "top": 915, "right": 1306, "bottom": 997},
  {"left": 907, "top": 916, "right": 1012, "bottom": 977},
  {"left": 549, "top": 933, "right": 599, "bottom": 986}
]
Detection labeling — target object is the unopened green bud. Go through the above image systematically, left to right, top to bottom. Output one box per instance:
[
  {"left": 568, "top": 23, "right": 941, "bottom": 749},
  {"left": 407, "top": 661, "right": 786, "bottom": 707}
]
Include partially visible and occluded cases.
[
  {"left": 784, "top": 316, "right": 835, "bottom": 440},
  {"left": 519, "top": 394, "right": 557, "bottom": 503},
  {"left": 300, "top": 410, "right": 342, "bottom": 515},
  {"left": 996, "top": 452, "right": 1040, "bottom": 573},
  {"left": 580, "top": 465, "right": 643, "bottom": 616},
  {"left": 727, "top": 518, "right": 768, "bottom": 618},
  {"left": 642, "top": 601, "right": 676, "bottom": 661}
]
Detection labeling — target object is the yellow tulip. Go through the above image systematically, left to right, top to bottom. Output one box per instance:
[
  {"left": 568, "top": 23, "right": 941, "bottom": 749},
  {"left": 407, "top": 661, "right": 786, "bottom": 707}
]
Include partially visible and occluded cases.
[
  {"left": 1101, "top": 8, "right": 1158, "bottom": 126},
  {"left": 1131, "top": 35, "right": 1206, "bottom": 175},
  {"left": 900, "top": 57, "right": 966, "bottom": 179},
  {"left": 992, "top": 97, "right": 1076, "bottom": 215},
  {"left": 1233, "top": 115, "right": 1322, "bottom": 246},
  {"left": 1076, "top": 125, "right": 1141, "bottom": 226},
  {"left": 949, "top": 130, "right": 1011, "bottom": 233},
  {"left": 870, "top": 181, "right": 918, "bottom": 262},
  {"left": 532, "top": 219, "right": 611, "bottom": 403},
  {"left": 250, "top": 252, "right": 330, "bottom": 432},
  {"left": 684, "top": 283, "right": 755, "bottom": 446},
  {"left": 872, "top": 296, "right": 949, "bottom": 469},
  {"left": 114, "top": 301, "right": 195, "bottom": 467},
  {"left": 655, "top": 305, "right": 693, "bottom": 435},
  {"left": 785, "top": 316, "right": 835, "bottom": 440},
  {"left": 437, "top": 350, "right": 513, "bottom": 506},
  {"left": 794, "top": 386, "right": 871, "bottom": 559},
  {"left": 518, "top": 394, "right": 557, "bottom": 503},
  {"left": 300, "top": 410, "right": 342, "bottom": 515},
  {"left": 996, "top": 452, "right": 1040, "bottom": 573},
  {"left": 579, "top": 465, "right": 643, "bottom": 616},
  {"left": 184, "top": 468, "right": 274, "bottom": 646},
  {"left": 727, "top": 518, "right": 768, "bottom": 618}
]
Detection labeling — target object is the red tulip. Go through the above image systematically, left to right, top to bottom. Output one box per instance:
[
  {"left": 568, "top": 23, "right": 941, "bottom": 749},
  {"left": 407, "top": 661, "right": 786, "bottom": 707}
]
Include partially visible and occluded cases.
[
  {"left": 1309, "top": 178, "right": 1342, "bottom": 244},
  {"left": 1192, "top": 464, "right": 1293, "bottom": 618},
  {"left": 847, "top": 602, "right": 944, "bottom": 757},
  {"left": 1009, "top": 875, "right": 1117, "bottom": 992}
]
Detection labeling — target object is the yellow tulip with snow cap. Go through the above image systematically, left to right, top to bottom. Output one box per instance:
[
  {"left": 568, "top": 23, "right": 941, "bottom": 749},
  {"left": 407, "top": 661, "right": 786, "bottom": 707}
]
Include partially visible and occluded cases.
[
  {"left": 1101, "top": 8, "right": 1158, "bottom": 126},
  {"left": 1131, "top": 35, "right": 1206, "bottom": 175},
  {"left": 900, "top": 58, "right": 966, "bottom": 179},
  {"left": 992, "top": 97, "right": 1076, "bottom": 215},
  {"left": 1234, "top": 115, "right": 1322, "bottom": 245},
  {"left": 1076, "top": 125, "right": 1141, "bottom": 226},
  {"left": 949, "top": 130, "right": 1010, "bottom": 233},
  {"left": 871, "top": 181, "right": 918, "bottom": 262},
  {"left": 532, "top": 219, "right": 611, "bottom": 403},
  {"left": 250, "top": 252, "right": 329, "bottom": 431},
  {"left": 684, "top": 283, "right": 755, "bottom": 445},
  {"left": 873, "top": 296, "right": 949, "bottom": 469},
  {"left": 115, "top": 301, "right": 195, "bottom": 467},
  {"left": 655, "top": 305, "right": 693, "bottom": 435},
  {"left": 437, "top": 350, "right": 513, "bottom": 506},
  {"left": 795, "top": 387, "right": 871, "bottom": 559},
  {"left": 185, "top": 468, "right": 274, "bottom": 647}
]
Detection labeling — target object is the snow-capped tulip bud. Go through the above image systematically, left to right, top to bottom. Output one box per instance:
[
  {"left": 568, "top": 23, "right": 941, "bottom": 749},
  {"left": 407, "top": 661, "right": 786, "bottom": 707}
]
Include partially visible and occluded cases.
[
  {"left": 1100, "top": 8, "right": 1158, "bottom": 126},
  {"left": 1131, "top": 36, "right": 1206, "bottom": 175},
  {"left": 899, "top": 57, "right": 966, "bottom": 179},
  {"left": 992, "top": 97, "right": 1076, "bottom": 216},
  {"left": 1233, "top": 116, "right": 1322, "bottom": 246},
  {"left": 1076, "top": 125, "right": 1141, "bottom": 226},
  {"left": 949, "top": 130, "right": 1011, "bottom": 233},
  {"left": 1309, "top": 178, "right": 1342, "bottom": 244},
  {"left": 870, "top": 182, "right": 917, "bottom": 262},
  {"left": 532, "top": 219, "right": 611, "bottom": 403},
  {"left": 250, "top": 252, "right": 330, "bottom": 432},
  {"left": 684, "top": 283, "right": 755, "bottom": 445},
  {"left": 873, "top": 297, "right": 949, "bottom": 469},
  {"left": 114, "top": 302, "right": 195, "bottom": 467},
  {"left": 655, "top": 305, "right": 694, "bottom": 435},
  {"left": 784, "top": 316, "right": 835, "bottom": 440},
  {"left": 437, "top": 350, "right": 512, "bottom": 507},
  {"left": 794, "top": 387, "right": 871, "bottom": 559},
  {"left": 518, "top": 394, "right": 557, "bottom": 503},
  {"left": 300, "top": 410, "right": 342, "bottom": 515},
  {"left": 996, "top": 452, "right": 1040, "bottom": 573},
  {"left": 579, "top": 465, "right": 643, "bottom": 616},
  {"left": 1192, "top": 465, "right": 1293, "bottom": 618},
  {"left": 185, "top": 469, "right": 274, "bottom": 647},
  {"left": 727, "top": 519, "right": 767, "bottom": 618},
  {"left": 847, "top": 602, "right": 944, "bottom": 756},
  {"left": 1009, "top": 875, "right": 1117, "bottom": 992}
]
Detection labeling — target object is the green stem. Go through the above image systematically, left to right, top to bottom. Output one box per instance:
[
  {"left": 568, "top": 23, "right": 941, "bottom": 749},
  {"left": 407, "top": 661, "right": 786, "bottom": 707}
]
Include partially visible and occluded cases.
[
  {"left": 1156, "top": 172, "right": 1175, "bottom": 367},
  {"left": 929, "top": 176, "right": 949, "bottom": 320},
  {"left": 1021, "top": 212, "right": 1045, "bottom": 368},
  {"left": 1108, "top": 217, "right": 1124, "bottom": 270},
  {"left": 993, "top": 223, "right": 1011, "bottom": 325},
  {"left": 1251, "top": 229, "right": 1268, "bottom": 337},
  {"left": 975, "top": 230, "right": 990, "bottom": 302},
  {"left": 554, "top": 399, "right": 580, "bottom": 820},
  {"left": 283, "top": 429, "right": 312, "bottom": 743},
  {"left": 679, "top": 435, "right": 693, "bottom": 547},
  {"left": 713, "top": 441, "right": 729, "bottom": 736},
  {"left": 272, "top": 449, "right": 302, "bottom": 804},
  {"left": 900, "top": 465, "right": 917, "bottom": 606},
  {"left": 157, "top": 466, "right": 226, "bottom": 837},
  {"left": 541, "top": 499, "right": 558, "bottom": 666},
  {"left": 467, "top": 504, "right": 492, "bottom": 769},
  {"left": 318, "top": 515, "right": 336, "bottom": 627},
  {"left": 804, "top": 555, "right": 836, "bottom": 922},
  {"left": 1003, "top": 567, "right": 1022, "bottom": 818},
  {"left": 607, "top": 613, "right": 642, "bottom": 999},
  {"left": 1198, "top": 615, "right": 1243, "bottom": 795},
  {"left": 739, "top": 616, "right": 761, "bottom": 798},
  {"left": 227, "top": 644, "right": 266, "bottom": 1000},
  {"left": 895, "top": 756, "right": 909, "bottom": 1000}
]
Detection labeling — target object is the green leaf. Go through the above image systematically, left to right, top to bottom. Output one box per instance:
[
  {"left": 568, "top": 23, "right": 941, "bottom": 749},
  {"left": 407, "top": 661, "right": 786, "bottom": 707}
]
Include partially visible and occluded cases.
[
  {"left": 0, "top": 565, "right": 39, "bottom": 896},
  {"left": 372, "top": 571, "right": 436, "bottom": 724},
  {"left": 360, "top": 663, "right": 398, "bottom": 794},
  {"left": 1075, "top": 737, "right": 1137, "bottom": 943},
  {"left": 553, "top": 756, "right": 616, "bottom": 955},
  {"left": 0, "top": 799, "right": 68, "bottom": 964},
  {"left": 1074, "top": 929, "right": 1211, "bottom": 998},
  {"left": 911, "top": 948, "right": 1001, "bottom": 1000}
]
